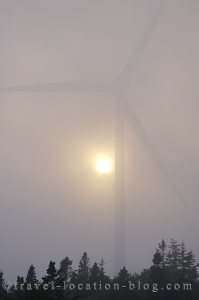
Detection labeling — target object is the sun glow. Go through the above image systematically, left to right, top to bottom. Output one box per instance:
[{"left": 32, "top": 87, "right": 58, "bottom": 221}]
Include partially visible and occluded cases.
[{"left": 95, "top": 157, "right": 113, "bottom": 174}]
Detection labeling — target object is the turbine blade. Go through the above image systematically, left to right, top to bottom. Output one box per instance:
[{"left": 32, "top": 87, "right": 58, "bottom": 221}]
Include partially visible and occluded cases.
[
  {"left": 116, "top": 0, "right": 167, "bottom": 88},
  {"left": 0, "top": 1, "right": 166, "bottom": 93},
  {"left": 0, "top": 2, "right": 167, "bottom": 94},
  {"left": 0, "top": 81, "right": 113, "bottom": 93},
  {"left": 123, "top": 99, "right": 187, "bottom": 207}
]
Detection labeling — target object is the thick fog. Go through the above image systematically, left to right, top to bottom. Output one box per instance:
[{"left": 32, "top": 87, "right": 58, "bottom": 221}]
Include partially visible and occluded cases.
[{"left": 0, "top": 0, "right": 199, "bottom": 282}]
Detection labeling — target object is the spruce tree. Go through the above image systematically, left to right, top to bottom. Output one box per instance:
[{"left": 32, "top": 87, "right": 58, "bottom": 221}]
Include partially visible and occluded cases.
[
  {"left": 159, "top": 239, "right": 167, "bottom": 268},
  {"left": 166, "top": 239, "right": 180, "bottom": 271},
  {"left": 178, "top": 242, "right": 198, "bottom": 281},
  {"left": 152, "top": 250, "right": 162, "bottom": 268},
  {"left": 77, "top": 252, "right": 90, "bottom": 283},
  {"left": 57, "top": 256, "right": 73, "bottom": 283},
  {"left": 99, "top": 258, "right": 108, "bottom": 283},
  {"left": 43, "top": 261, "right": 57, "bottom": 284},
  {"left": 89, "top": 262, "right": 100, "bottom": 283},
  {"left": 26, "top": 265, "right": 39, "bottom": 286},
  {"left": 116, "top": 266, "right": 131, "bottom": 285},
  {"left": 0, "top": 271, "right": 7, "bottom": 299}
]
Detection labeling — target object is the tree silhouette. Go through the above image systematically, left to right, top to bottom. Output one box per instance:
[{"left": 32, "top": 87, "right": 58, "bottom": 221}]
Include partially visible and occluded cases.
[
  {"left": 1, "top": 238, "right": 199, "bottom": 300},
  {"left": 159, "top": 239, "right": 167, "bottom": 268},
  {"left": 166, "top": 239, "right": 180, "bottom": 271},
  {"left": 178, "top": 242, "right": 198, "bottom": 282},
  {"left": 152, "top": 251, "right": 162, "bottom": 268},
  {"left": 76, "top": 252, "right": 90, "bottom": 298},
  {"left": 77, "top": 252, "right": 90, "bottom": 284},
  {"left": 57, "top": 257, "right": 73, "bottom": 283},
  {"left": 98, "top": 258, "right": 109, "bottom": 283},
  {"left": 43, "top": 261, "right": 57, "bottom": 284},
  {"left": 89, "top": 263, "right": 100, "bottom": 284},
  {"left": 25, "top": 265, "right": 39, "bottom": 287},
  {"left": 116, "top": 266, "right": 131, "bottom": 285},
  {"left": 0, "top": 272, "right": 6, "bottom": 300}
]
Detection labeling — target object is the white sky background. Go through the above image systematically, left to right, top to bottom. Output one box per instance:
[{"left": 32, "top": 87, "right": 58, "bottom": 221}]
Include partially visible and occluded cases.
[{"left": 0, "top": 0, "right": 199, "bottom": 281}]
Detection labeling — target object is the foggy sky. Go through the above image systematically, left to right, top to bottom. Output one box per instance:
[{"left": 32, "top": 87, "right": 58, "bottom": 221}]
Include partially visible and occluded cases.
[{"left": 0, "top": 0, "right": 199, "bottom": 282}]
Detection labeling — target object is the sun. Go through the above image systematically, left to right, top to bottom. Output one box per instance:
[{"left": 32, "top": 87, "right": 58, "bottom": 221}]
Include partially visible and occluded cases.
[{"left": 95, "top": 157, "right": 113, "bottom": 174}]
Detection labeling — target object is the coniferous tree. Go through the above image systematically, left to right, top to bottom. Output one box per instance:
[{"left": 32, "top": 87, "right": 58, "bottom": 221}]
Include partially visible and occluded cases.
[
  {"left": 1, "top": 239, "right": 198, "bottom": 300},
  {"left": 159, "top": 239, "right": 167, "bottom": 268},
  {"left": 166, "top": 239, "right": 180, "bottom": 273},
  {"left": 178, "top": 242, "right": 198, "bottom": 281},
  {"left": 150, "top": 250, "right": 164, "bottom": 285},
  {"left": 152, "top": 251, "right": 162, "bottom": 268},
  {"left": 76, "top": 252, "right": 90, "bottom": 298},
  {"left": 77, "top": 252, "right": 90, "bottom": 283},
  {"left": 57, "top": 256, "right": 73, "bottom": 283},
  {"left": 99, "top": 258, "right": 108, "bottom": 283},
  {"left": 41, "top": 261, "right": 67, "bottom": 300},
  {"left": 43, "top": 261, "right": 57, "bottom": 284},
  {"left": 89, "top": 262, "right": 100, "bottom": 283},
  {"left": 23, "top": 265, "right": 39, "bottom": 300},
  {"left": 25, "top": 265, "right": 39, "bottom": 287},
  {"left": 116, "top": 266, "right": 131, "bottom": 285},
  {"left": 113, "top": 267, "right": 132, "bottom": 300},
  {"left": 0, "top": 271, "right": 7, "bottom": 299},
  {"left": 70, "top": 271, "right": 78, "bottom": 285},
  {"left": 14, "top": 276, "right": 25, "bottom": 300},
  {"left": 16, "top": 276, "right": 24, "bottom": 288}
]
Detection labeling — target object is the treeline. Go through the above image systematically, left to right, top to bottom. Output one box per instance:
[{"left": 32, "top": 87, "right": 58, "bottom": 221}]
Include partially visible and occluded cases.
[{"left": 0, "top": 239, "right": 199, "bottom": 300}]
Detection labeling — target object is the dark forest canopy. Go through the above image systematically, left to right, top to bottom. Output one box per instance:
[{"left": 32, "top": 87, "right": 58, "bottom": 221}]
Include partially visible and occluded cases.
[{"left": 0, "top": 239, "right": 199, "bottom": 300}]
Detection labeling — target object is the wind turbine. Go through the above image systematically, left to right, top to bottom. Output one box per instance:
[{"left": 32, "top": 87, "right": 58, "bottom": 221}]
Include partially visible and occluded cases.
[{"left": 0, "top": 0, "right": 186, "bottom": 273}]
